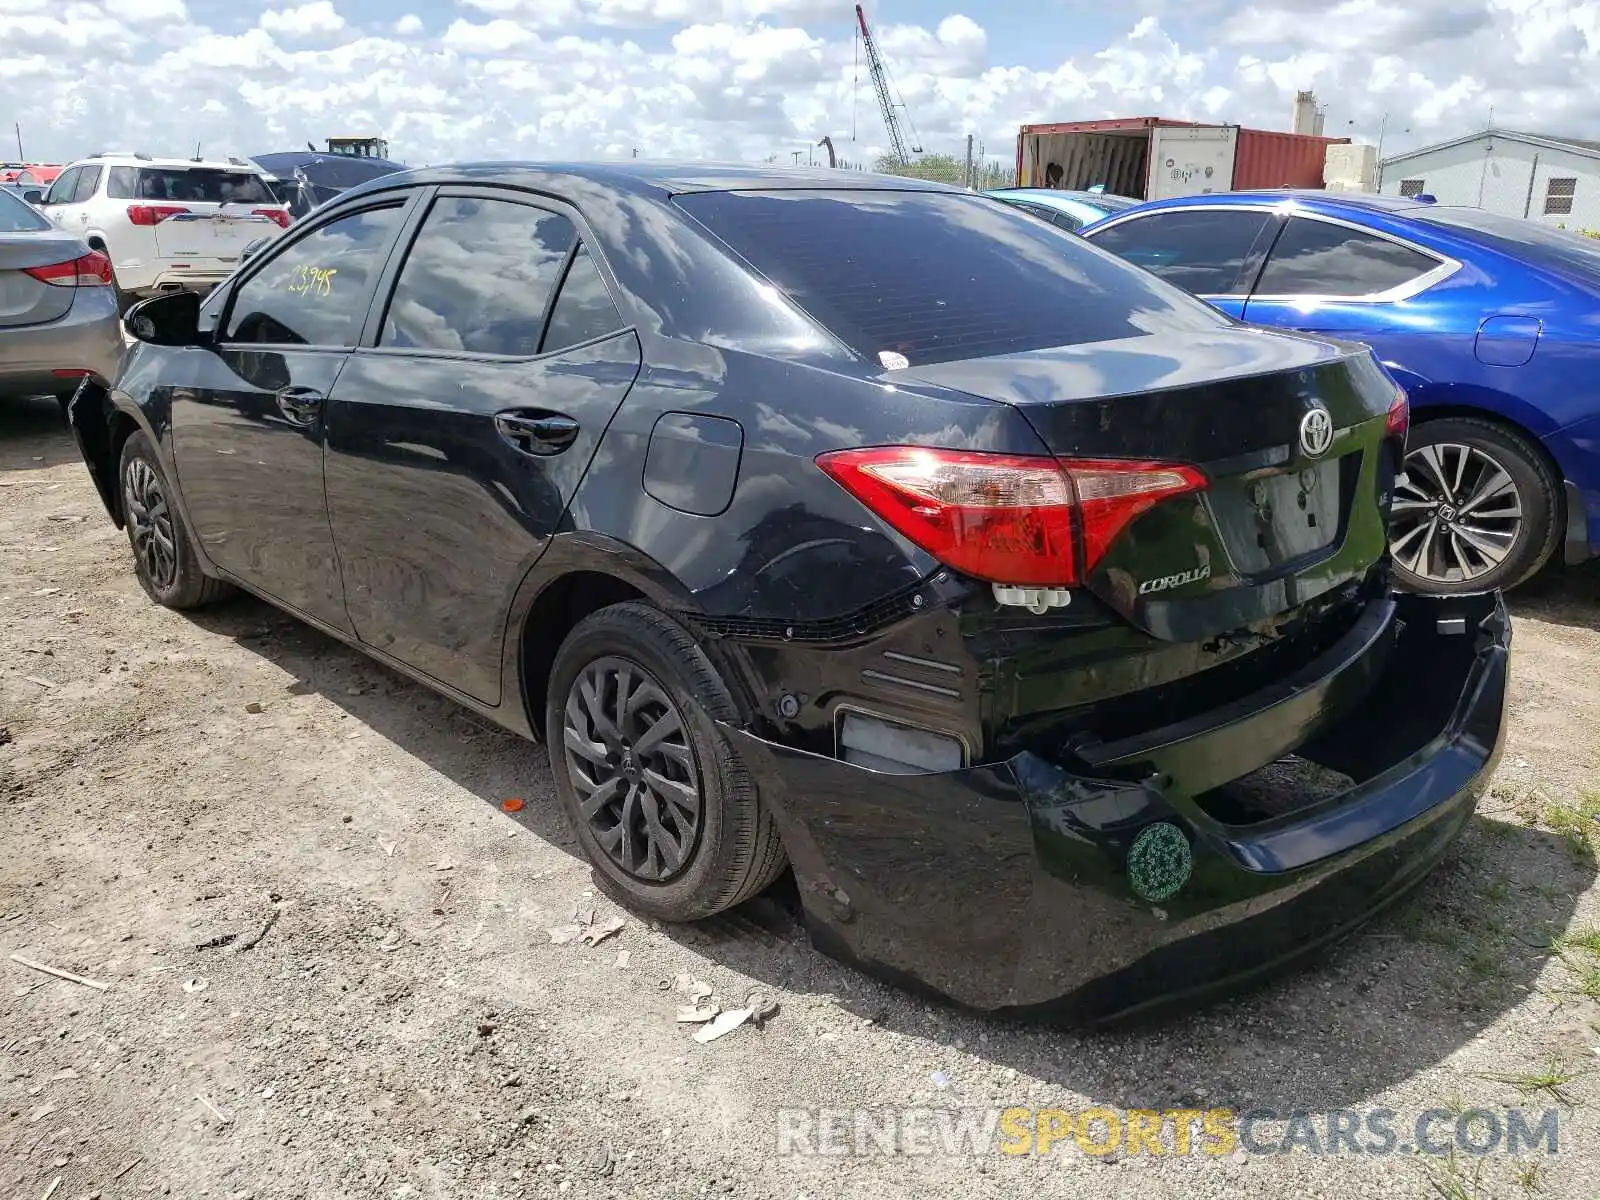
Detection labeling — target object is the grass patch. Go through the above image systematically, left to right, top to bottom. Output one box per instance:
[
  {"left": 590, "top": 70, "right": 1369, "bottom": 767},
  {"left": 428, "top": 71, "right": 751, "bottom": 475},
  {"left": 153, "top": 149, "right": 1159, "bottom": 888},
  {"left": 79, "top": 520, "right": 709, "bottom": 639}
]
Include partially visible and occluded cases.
[
  {"left": 1540, "top": 791, "right": 1600, "bottom": 862},
  {"left": 1553, "top": 926, "right": 1600, "bottom": 956},
  {"left": 1475, "top": 1058, "right": 1584, "bottom": 1107},
  {"left": 1421, "top": 1149, "right": 1490, "bottom": 1200},
  {"left": 1513, "top": 1162, "right": 1546, "bottom": 1195}
]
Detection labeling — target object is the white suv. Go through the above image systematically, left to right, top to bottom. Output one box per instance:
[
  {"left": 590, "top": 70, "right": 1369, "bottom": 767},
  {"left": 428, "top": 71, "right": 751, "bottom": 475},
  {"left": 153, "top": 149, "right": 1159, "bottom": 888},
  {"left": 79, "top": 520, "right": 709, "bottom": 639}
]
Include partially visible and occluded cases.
[{"left": 29, "top": 153, "right": 289, "bottom": 306}]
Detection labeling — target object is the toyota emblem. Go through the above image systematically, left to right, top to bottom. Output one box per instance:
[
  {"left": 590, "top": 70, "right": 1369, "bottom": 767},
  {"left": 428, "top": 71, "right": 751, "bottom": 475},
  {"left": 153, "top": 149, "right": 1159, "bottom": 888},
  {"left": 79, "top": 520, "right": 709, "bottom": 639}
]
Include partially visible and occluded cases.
[{"left": 1299, "top": 407, "right": 1334, "bottom": 458}]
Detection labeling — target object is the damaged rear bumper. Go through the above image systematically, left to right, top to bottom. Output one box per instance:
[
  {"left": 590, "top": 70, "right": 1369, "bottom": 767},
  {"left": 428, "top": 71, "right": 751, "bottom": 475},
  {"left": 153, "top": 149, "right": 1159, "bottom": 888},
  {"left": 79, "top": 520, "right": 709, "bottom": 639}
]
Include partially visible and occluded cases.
[{"left": 722, "top": 590, "right": 1510, "bottom": 1025}]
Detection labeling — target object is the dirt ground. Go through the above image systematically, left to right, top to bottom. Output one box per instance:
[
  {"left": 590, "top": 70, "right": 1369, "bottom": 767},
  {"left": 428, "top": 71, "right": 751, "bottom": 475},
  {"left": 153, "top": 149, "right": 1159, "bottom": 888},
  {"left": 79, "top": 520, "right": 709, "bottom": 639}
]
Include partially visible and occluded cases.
[{"left": 4, "top": 393, "right": 1600, "bottom": 1200}]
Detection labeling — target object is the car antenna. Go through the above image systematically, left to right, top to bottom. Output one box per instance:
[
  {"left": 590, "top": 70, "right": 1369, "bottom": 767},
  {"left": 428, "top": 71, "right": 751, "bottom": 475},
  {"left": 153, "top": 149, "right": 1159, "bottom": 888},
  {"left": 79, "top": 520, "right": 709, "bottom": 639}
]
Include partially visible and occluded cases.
[{"left": 193, "top": 141, "right": 202, "bottom": 162}]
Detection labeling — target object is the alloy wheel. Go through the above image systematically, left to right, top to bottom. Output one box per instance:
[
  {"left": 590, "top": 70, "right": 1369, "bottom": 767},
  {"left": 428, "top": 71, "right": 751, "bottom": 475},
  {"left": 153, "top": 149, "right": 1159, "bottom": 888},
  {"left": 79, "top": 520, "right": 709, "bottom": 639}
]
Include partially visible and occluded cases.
[
  {"left": 1390, "top": 442, "right": 1524, "bottom": 585},
  {"left": 124, "top": 458, "right": 178, "bottom": 590},
  {"left": 561, "top": 656, "right": 703, "bottom": 882}
]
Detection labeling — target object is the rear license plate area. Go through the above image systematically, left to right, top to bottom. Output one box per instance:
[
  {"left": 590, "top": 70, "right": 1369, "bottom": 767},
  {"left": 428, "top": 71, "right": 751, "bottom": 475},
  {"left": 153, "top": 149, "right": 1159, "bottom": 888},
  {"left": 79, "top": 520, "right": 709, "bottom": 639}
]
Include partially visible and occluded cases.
[{"left": 1207, "top": 455, "right": 1350, "bottom": 575}]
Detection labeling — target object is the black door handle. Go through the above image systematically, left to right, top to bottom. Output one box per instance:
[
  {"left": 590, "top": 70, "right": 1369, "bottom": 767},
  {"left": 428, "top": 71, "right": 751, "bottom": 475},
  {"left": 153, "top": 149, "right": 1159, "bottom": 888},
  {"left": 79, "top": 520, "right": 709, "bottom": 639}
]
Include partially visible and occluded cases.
[
  {"left": 275, "top": 386, "right": 324, "bottom": 425},
  {"left": 495, "top": 410, "right": 580, "bottom": 456}
]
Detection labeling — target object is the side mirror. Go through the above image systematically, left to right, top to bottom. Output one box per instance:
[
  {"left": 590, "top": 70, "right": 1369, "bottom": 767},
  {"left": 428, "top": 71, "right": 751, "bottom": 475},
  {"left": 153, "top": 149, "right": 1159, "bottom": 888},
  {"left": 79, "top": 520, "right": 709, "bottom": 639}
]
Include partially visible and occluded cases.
[
  {"left": 23, "top": 190, "right": 44, "bottom": 204},
  {"left": 241, "top": 237, "right": 268, "bottom": 262},
  {"left": 126, "top": 291, "right": 206, "bottom": 347}
]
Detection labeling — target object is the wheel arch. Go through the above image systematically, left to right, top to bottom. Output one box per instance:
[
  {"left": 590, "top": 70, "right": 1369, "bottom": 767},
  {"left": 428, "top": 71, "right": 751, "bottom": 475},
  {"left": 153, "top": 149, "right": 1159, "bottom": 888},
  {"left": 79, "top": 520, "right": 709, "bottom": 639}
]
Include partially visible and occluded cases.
[
  {"left": 65, "top": 382, "right": 144, "bottom": 528},
  {"left": 1404, "top": 390, "right": 1569, "bottom": 528},
  {"left": 505, "top": 533, "right": 762, "bottom": 742}
]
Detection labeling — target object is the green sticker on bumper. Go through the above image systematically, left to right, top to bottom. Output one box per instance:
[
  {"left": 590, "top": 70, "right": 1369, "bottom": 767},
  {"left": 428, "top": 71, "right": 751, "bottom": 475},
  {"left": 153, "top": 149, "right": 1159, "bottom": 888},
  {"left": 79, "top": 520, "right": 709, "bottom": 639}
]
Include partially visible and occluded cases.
[{"left": 1127, "top": 822, "right": 1192, "bottom": 902}]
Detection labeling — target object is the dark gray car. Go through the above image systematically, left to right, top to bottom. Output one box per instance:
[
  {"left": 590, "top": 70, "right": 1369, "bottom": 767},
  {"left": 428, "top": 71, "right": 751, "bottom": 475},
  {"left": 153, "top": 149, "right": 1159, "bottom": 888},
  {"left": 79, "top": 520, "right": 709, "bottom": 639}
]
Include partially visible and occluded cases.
[{"left": 0, "top": 186, "right": 125, "bottom": 401}]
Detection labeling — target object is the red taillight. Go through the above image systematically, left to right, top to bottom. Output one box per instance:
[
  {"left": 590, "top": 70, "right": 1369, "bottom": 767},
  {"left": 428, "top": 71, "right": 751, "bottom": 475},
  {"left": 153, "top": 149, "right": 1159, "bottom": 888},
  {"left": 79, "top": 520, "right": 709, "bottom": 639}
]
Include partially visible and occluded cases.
[
  {"left": 126, "top": 204, "right": 188, "bottom": 226},
  {"left": 253, "top": 208, "right": 291, "bottom": 228},
  {"left": 23, "top": 251, "right": 114, "bottom": 287},
  {"left": 1385, "top": 388, "right": 1410, "bottom": 446},
  {"left": 815, "top": 446, "right": 1207, "bottom": 586}
]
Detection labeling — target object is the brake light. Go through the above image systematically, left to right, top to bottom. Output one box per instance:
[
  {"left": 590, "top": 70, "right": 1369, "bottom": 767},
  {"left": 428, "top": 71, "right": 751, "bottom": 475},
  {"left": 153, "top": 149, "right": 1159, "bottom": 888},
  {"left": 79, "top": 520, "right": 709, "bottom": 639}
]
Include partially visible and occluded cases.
[
  {"left": 126, "top": 204, "right": 188, "bottom": 226},
  {"left": 253, "top": 208, "right": 291, "bottom": 228},
  {"left": 23, "top": 251, "right": 114, "bottom": 287},
  {"left": 1385, "top": 388, "right": 1409, "bottom": 445},
  {"left": 815, "top": 446, "right": 1207, "bottom": 586}
]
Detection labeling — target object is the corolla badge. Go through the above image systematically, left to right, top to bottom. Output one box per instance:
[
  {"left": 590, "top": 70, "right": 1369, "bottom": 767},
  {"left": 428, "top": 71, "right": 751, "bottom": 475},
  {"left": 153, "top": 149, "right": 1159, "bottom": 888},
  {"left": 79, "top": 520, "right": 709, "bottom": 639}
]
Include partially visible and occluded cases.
[
  {"left": 1299, "top": 406, "right": 1334, "bottom": 459},
  {"left": 1138, "top": 562, "right": 1212, "bottom": 595}
]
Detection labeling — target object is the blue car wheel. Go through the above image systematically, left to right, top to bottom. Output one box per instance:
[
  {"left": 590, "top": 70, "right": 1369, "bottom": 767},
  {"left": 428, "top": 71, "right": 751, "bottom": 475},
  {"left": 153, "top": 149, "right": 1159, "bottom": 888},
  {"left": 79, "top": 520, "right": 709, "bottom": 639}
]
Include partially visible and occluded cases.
[{"left": 1391, "top": 416, "right": 1562, "bottom": 592}]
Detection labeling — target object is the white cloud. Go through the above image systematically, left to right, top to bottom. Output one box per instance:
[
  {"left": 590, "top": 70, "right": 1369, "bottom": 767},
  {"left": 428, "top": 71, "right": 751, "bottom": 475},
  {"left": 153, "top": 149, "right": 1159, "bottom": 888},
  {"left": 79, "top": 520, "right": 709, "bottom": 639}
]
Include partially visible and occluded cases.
[
  {"left": 8, "top": 0, "right": 1600, "bottom": 171},
  {"left": 103, "top": 0, "right": 186, "bottom": 21},
  {"left": 259, "top": 1, "right": 345, "bottom": 37}
]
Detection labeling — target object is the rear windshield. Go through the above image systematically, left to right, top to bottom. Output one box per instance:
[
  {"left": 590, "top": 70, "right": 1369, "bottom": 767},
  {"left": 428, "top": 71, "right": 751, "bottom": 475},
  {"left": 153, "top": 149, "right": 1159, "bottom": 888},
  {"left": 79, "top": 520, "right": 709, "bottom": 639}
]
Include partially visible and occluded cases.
[
  {"left": 106, "top": 166, "right": 274, "bottom": 205},
  {"left": 0, "top": 186, "right": 49, "bottom": 232},
  {"left": 674, "top": 189, "right": 1229, "bottom": 366},
  {"left": 1409, "top": 206, "right": 1600, "bottom": 278}
]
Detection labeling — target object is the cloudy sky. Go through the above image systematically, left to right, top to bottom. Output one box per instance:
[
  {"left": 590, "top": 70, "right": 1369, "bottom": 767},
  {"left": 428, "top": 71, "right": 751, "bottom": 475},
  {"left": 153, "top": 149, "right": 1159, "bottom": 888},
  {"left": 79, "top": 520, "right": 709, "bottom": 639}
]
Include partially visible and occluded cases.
[{"left": 2, "top": 0, "right": 1595, "bottom": 169}]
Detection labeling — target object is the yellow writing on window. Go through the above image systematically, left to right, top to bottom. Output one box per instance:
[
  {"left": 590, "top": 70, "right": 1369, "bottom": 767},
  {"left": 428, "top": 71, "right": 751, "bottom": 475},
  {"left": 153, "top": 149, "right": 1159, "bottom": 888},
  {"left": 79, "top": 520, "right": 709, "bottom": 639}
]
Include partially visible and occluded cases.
[{"left": 287, "top": 265, "right": 337, "bottom": 297}]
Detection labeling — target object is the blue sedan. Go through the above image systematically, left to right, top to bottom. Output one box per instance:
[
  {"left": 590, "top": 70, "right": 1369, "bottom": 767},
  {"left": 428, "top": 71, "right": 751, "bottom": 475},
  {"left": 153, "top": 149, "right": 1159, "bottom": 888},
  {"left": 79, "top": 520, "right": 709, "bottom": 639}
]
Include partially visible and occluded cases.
[
  {"left": 987, "top": 187, "right": 1142, "bottom": 232},
  {"left": 1081, "top": 191, "right": 1600, "bottom": 593}
]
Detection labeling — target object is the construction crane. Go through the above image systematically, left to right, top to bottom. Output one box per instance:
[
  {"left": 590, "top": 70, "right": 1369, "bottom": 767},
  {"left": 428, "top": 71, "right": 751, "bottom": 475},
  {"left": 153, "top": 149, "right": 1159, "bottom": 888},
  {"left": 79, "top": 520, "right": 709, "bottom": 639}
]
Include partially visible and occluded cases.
[{"left": 854, "top": 4, "right": 920, "bottom": 165}]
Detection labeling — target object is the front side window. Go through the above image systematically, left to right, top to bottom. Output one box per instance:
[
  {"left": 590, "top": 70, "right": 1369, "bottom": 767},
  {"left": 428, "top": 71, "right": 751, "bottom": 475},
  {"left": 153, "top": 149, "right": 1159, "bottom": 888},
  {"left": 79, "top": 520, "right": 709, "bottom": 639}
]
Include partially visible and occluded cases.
[
  {"left": 43, "top": 168, "right": 79, "bottom": 206},
  {"left": 381, "top": 196, "right": 577, "bottom": 356},
  {"left": 224, "top": 203, "right": 406, "bottom": 346},
  {"left": 1084, "top": 209, "right": 1274, "bottom": 295},
  {"left": 1253, "top": 217, "right": 1439, "bottom": 297}
]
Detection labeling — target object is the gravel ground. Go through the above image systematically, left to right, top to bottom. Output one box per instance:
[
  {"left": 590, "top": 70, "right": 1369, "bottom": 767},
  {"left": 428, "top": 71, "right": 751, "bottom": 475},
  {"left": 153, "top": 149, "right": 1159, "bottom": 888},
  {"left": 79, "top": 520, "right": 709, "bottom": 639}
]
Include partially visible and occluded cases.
[{"left": 4, "top": 394, "right": 1600, "bottom": 1200}]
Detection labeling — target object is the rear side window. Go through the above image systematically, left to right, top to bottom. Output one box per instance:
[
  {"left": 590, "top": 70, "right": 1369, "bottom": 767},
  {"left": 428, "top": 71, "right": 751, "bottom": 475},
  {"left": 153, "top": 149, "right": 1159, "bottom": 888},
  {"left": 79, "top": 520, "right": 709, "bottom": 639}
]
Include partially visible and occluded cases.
[
  {"left": 107, "top": 168, "right": 274, "bottom": 205},
  {"left": 0, "top": 187, "right": 50, "bottom": 232},
  {"left": 675, "top": 189, "right": 1226, "bottom": 367},
  {"left": 381, "top": 196, "right": 576, "bottom": 356},
  {"left": 224, "top": 203, "right": 405, "bottom": 346},
  {"left": 1086, "top": 209, "right": 1273, "bottom": 295},
  {"left": 1254, "top": 217, "right": 1438, "bottom": 297},
  {"left": 542, "top": 246, "right": 625, "bottom": 352}
]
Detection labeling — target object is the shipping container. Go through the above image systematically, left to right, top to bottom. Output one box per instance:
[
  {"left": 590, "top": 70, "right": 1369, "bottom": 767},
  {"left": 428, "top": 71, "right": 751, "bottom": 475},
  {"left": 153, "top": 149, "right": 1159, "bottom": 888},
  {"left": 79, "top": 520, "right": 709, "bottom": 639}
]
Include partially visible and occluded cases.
[{"left": 1015, "top": 116, "right": 1348, "bottom": 199}]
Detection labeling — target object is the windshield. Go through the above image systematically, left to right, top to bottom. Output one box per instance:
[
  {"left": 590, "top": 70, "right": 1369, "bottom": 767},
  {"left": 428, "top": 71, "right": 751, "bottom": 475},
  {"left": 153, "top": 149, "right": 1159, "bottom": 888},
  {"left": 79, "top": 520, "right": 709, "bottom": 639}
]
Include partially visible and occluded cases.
[
  {"left": 106, "top": 166, "right": 275, "bottom": 205},
  {"left": 0, "top": 186, "right": 50, "bottom": 232},
  {"left": 675, "top": 189, "right": 1229, "bottom": 367},
  {"left": 1409, "top": 206, "right": 1600, "bottom": 278}
]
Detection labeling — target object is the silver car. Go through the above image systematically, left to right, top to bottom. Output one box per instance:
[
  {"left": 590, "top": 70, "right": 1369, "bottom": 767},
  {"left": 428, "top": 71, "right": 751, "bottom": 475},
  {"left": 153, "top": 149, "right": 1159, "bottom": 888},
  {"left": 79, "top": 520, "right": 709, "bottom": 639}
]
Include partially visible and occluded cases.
[{"left": 1, "top": 186, "right": 125, "bottom": 402}]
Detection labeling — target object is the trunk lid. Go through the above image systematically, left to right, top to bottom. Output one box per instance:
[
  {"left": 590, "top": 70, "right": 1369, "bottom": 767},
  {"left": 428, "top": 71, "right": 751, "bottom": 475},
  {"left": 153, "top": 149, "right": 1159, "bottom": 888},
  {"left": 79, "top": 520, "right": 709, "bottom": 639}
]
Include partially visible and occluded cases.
[
  {"left": 0, "top": 229, "right": 88, "bottom": 328},
  {"left": 897, "top": 327, "right": 1401, "bottom": 641}
]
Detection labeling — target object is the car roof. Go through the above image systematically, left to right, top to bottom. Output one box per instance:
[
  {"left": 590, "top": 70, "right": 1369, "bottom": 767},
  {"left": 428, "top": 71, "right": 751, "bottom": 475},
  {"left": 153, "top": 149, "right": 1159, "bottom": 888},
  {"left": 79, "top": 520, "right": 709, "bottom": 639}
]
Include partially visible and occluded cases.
[
  {"left": 68, "top": 155, "right": 268, "bottom": 173},
  {"left": 343, "top": 160, "right": 968, "bottom": 200},
  {"left": 990, "top": 187, "right": 1132, "bottom": 204},
  {"left": 1122, "top": 189, "right": 1429, "bottom": 217}
]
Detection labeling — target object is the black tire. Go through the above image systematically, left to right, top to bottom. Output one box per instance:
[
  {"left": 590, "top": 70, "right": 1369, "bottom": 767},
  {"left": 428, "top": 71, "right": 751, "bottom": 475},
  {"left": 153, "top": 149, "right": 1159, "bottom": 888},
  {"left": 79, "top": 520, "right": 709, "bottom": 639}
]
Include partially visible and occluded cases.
[
  {"left": 1390, "top": 416, "right": 1561, "bottom": 595},
  {"left": 117, "top": 430, "right": 233, "bottom": 610},
  {"left": 545, "top": 602, "right": 787, "bottom": 922}
]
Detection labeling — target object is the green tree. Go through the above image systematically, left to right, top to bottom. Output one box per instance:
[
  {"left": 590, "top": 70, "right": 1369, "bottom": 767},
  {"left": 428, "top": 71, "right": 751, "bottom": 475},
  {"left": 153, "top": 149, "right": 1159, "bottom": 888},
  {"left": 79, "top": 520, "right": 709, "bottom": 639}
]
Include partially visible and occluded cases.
[
  {"left": 871, "top": 152, "right": 1015, "bottom": 190},
  {"left": 872, "top": 152, "right": 965, "bottom": 184}
]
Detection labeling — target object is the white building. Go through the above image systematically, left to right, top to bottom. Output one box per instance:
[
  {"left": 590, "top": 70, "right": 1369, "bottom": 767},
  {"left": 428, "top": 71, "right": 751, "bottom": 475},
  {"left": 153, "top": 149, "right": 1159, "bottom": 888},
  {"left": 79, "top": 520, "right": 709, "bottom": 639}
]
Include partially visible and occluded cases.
[{"left": 1377, "top": 128, "right": 1600, "bottom": 230}]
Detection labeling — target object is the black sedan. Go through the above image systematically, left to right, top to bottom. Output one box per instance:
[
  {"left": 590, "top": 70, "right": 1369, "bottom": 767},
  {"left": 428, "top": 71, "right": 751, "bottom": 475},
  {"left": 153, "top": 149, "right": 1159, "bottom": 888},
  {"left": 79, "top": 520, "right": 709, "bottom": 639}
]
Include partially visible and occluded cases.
[{"left": 65, "top": 162, "right": 1509, "bottom": 1023}]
